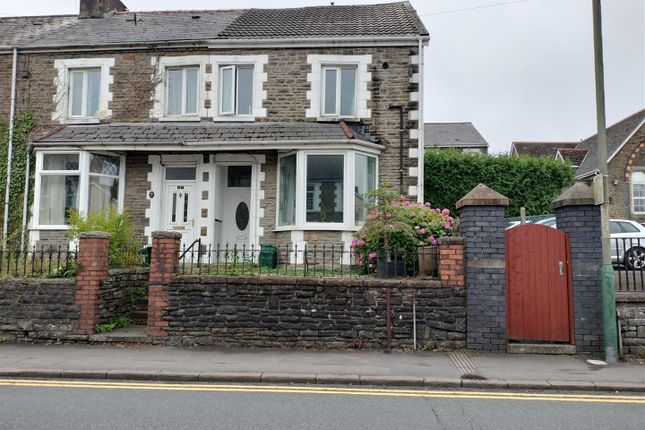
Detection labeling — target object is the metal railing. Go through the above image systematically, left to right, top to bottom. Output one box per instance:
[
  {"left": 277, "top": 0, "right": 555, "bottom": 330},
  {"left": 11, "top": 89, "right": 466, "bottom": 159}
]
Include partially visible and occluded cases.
[
  {"left": 613, "top": 237, "right": 645, "bottom": 291},
  {"left": 176, "top": 243, "right": 439, "bottom": 278},
  {"left": 0, "top": 246, "right": 78, "bottom": 278}
]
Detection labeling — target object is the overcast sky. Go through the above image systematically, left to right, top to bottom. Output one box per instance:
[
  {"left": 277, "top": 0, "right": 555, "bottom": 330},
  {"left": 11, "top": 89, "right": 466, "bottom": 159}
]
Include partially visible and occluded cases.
[{"left": 1, "top": 0, "right": 643, "bottom": 153}]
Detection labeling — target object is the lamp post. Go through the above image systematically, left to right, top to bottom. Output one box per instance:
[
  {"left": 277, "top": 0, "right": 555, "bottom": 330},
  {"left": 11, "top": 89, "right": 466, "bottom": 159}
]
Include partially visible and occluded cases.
[{"left": 592, "top": 0, "right": 618, "bottom": 363}]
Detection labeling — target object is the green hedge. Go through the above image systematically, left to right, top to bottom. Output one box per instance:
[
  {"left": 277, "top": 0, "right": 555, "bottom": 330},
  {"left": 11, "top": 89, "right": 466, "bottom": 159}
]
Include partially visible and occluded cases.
[
  {"left": 0, "top": 112, "right": 35, "bottom": 246},
  {"left": 423, "top": 150, "right": 575, "bottom": 217}
]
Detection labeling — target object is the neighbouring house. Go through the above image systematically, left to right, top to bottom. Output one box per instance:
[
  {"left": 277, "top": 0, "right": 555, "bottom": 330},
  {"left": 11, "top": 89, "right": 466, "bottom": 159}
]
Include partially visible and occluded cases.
[
  {"left": 0, "top": 0, "right": 429, "bottom": 251},
  {"left": 511, "top": 109, "right": 645, "bottom": 221},
  {"left": 424, "top": 122, "right": 489, "bottom": 154}
]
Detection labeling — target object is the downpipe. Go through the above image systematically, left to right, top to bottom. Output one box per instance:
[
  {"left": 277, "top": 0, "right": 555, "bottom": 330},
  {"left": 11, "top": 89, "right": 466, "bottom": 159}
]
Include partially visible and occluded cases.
[
  {"left": 3, "top": 47, "right": 18, "bottom": 247},
  {"left": 20, "top": 144, "right": 33, "bottom": 250}
]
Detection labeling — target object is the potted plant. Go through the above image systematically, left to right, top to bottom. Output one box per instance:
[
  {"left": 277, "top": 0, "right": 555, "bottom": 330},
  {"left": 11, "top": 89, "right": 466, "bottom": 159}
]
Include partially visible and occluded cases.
[{"left": 352, "top": 185, "right": 454, "bottom": 278}]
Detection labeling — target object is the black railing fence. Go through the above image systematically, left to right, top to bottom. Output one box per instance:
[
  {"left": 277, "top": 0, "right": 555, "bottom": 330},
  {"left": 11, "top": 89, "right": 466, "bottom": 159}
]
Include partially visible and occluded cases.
[
  {"left": 613, "top": 237, "right": 645, "bottom": 292},
  {"left": 177, "top": 241, "right": 439, "bottom": 278},
  {"left": 0, "top": 246, "right": 78, "bottom": 278}
]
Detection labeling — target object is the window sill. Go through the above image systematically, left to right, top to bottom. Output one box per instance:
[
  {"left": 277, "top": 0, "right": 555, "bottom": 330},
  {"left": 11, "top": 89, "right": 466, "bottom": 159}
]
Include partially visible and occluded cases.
[
  {"left": 158, "top": 116, "right": 202, "bottom": 122},
  {"left": 213, "top": 116, "right": 256, "bottom": 122},
  {"left": 316, "top": 116, "right": 361, "bottom": 123},
  {"left": 59, "top": 117, "right": 101, "bottom": 125},
  {"left": 30, "top": 225, "right": 70, "bottom": 231},
  {"left": 273, "top": 225, "right": 360, "bottom": 232}
]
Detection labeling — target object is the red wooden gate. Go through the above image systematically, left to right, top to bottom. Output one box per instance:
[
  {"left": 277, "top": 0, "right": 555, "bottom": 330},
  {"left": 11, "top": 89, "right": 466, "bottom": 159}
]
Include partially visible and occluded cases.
[{"left": 506, "top": 224, "right": 573, "bottom": 343}]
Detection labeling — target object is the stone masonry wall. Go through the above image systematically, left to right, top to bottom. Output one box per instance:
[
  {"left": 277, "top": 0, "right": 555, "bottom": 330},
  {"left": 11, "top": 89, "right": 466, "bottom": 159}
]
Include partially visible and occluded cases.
[
  {"left": 608, "top": 124, "right": 645, "bottom": 222},
  {"left": 459, "top": 205, "right": 507, "bottom": 351},
  {"left": 554, "top": 205, "right": 603, "bottom": 353},
  {"left": 98, "top": 268, "right": 149, "bottom": 325},
  {"left": 159, "top": 276, "right": 465, "bottom": 350},
  {"left": 0, "top": 278, "right": 79, "bottom": 343},
  {"left": 616, "top": 293, "right": 645, "bottom": 357}
]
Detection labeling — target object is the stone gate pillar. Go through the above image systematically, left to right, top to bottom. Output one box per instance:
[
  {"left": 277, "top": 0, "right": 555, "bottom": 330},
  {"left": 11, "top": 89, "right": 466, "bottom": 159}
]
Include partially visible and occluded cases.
[
  {"left": 552, "top": 182, "right": 603, "bottom": 354},
  {"left": 457, "top": 184, "right": 509, "bottom": 351},
  {"left": 147, "top": 231, "right": 181, "bottom": 337}
]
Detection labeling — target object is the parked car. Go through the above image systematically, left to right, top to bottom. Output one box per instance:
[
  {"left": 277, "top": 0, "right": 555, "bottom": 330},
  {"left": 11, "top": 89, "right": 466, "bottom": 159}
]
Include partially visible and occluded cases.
[
  {"left": 509, "top": 217, "right": 645, "bottom": 269},
  {"left": 609, "top": 219, "right": 645, "bottom": 270}
]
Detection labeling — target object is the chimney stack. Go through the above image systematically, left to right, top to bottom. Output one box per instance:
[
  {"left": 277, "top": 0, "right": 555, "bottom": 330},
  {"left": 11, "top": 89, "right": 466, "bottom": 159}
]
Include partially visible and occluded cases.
[{"left": 79, "top": 0, "right": 127, "bottom": 19}]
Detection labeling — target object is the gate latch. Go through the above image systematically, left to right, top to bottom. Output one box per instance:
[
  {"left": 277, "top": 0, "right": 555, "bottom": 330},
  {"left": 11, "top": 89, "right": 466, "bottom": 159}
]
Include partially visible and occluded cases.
[{"left": 558, "top": 261, "right": 564, "bottom": 276}]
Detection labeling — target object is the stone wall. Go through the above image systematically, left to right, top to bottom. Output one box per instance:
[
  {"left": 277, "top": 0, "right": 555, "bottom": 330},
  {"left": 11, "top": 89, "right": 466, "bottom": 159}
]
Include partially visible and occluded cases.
[
  {"left": 608, "top": 123, "right": 645, "bottom": 222},
  {"left": 98, "top": 268, "right": 149, "bottom": 325},
  {"left": 160, "top": 276, "right": 465, "bottom": 349},
  {"left": 0, "top": 278, "right": 79, "bottom": 343},
  {"left": 617, "top": 293, "right": 645, "bottom": 357}
]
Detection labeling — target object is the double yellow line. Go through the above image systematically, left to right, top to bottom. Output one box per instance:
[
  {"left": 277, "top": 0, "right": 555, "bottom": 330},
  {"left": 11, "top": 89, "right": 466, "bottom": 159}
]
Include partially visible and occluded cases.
[{"left": 1, "top": 378, "right": 644, "bottom": 404}]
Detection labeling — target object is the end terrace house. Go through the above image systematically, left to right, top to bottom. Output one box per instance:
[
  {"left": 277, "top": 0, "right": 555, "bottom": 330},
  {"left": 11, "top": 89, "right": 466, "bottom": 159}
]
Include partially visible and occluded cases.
[{"left": 0, "top": 0, "right": 429, "bottom": 251}]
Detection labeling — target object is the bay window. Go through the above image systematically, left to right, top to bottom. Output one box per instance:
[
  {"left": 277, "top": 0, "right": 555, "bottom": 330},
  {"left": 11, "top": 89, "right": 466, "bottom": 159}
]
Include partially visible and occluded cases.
[
  {"left": 219, "top": 65, "right": 254, "bottom": 116},
  {"left": 166, "top": 66, "right": 199, "bottom": 116},
  {"left": 35, "top": 151, "right": 125, "bottom": 227},
  {"left": 277, "top": 151, "right": 377, "bottom": 229}
]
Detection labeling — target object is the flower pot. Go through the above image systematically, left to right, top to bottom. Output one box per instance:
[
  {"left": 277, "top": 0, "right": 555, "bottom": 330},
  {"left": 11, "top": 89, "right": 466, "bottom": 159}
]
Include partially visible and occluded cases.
[
  {"left": 417, "top": 246, "right": 437, "bottom": 277},
  {"left": 377, "top": 259, "right": 405, "bottom": 278}
]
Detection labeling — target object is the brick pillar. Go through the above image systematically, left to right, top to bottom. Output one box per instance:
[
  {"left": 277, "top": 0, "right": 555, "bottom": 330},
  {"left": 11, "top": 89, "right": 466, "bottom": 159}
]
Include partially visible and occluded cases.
[
  {"left": 552, "top": 182, "right": 603, "bottom": 354},
  {"left": 457, "top": 184, "right": 510, "bottom": 352},
  {"left": 147, "top": 231, "right": 181, "bottom": 337},
  {"left": 75, "top": 232, "right": 111, "bottom": 335},
  {"left": 437, "top": 236, "right": 465, "bottom": 287}
]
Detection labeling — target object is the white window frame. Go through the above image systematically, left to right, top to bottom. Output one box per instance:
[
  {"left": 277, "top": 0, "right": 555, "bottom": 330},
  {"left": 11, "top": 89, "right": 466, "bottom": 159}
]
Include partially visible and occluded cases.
[
  {"left": 306, "top": 54, "right": 372, "bottom": 120},
  {"left": 212, "top": 55, "right": 268, "bottom": 122},
  {"left": 151, "top": 56, "right": 209, "bottom": 121},
  {"left": 53, "top": 58, "right": 114, "bottom": 124},
  {"left": 217, "top": 64, "right": 255, "bottom": 117},
  {"left": 320, "top": 65, "right": 358, "bottom": 117},
  {"left": 165, "top": 66, "right": 200, "bottom": 117},
  {"left": 68, "top": 68, "right": 101, "bottom": 119},
  {"left": 33, "top": 150, "right": 126, "bottom": 230},
  {"left": 275, "top": 150, "right": 378, "bottom": 231},
  {"left": 631, "top": 171, "right": 645, "bottom": 215}
]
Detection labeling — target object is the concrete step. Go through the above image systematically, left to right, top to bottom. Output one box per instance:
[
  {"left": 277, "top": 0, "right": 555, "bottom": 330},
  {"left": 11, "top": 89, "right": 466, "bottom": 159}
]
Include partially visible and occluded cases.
[
  {"left": 89, "top": 325, "right": 151, "bottom": 344},
  {"left": 507, "top": 343, "right": 576, "bottom": 355}
]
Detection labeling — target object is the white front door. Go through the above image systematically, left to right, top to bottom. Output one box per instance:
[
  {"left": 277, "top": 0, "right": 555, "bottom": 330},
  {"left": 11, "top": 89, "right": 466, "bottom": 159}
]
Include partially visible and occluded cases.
[
  {"left": 223, "top": 165, "right": 252, "bottom": 249},
  {"left": 164, "top": 183, "right": 195, "bottom": 243},
  {"left": 225, "top": 189, "right": 251, "bottom": 248}
]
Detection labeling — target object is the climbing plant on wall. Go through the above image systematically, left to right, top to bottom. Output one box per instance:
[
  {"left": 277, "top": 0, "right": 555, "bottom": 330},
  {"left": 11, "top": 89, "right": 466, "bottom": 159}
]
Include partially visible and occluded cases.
[
  {"left": 0, "top": 112, "right": 36, "bottom": 247},
  {"left": 424, "top": 149, "right": 576, "bottom": 217}
]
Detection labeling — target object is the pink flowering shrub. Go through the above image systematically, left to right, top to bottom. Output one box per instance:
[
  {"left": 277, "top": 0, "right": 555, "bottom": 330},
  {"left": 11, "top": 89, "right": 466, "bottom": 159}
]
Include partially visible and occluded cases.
[{"left": 352, "top": 186, "right": 453, "bottom": 273}]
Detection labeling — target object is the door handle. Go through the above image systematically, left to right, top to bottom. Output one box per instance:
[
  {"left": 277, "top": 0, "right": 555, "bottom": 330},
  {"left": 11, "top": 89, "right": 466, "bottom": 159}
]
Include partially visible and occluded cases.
[{"left": 559, "top": 261, "right": 564, "bottom": 276}]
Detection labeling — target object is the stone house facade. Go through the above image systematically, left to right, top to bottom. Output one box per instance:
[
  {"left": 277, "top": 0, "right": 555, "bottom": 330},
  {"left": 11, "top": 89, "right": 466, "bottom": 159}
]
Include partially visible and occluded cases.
[
  {"left": 0, "top": 0, "right": 429, "bottom": 251},
  {"left": 511, "top": 109, "right": 645, "bottom": 221}
]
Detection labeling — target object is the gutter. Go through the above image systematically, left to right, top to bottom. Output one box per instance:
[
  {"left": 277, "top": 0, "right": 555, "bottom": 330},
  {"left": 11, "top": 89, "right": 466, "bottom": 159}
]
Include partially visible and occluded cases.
[
  {"left": 0, "top": 35, "right": 430, "bottom": 55},
  {"left": 2, "top": 47, "right": 18, "bottom": 247}
]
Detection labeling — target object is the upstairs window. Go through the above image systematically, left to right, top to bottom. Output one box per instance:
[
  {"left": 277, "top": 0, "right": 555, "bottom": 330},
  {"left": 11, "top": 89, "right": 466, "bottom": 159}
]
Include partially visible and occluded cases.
[
  {"left": 219, "top": 65, "right": 254, "bottom": 116},
  {"left": 322, "top": 66, "right": 357, "bottom": 117},
  {"left": 166, "top": 67, "right": 199, "bottom": 116},
  {"left": 68, "top": 68, "right": 101, "bottom": 118},
  {"left": 632, "top": 171, "right": 645, "bottom": 214}
]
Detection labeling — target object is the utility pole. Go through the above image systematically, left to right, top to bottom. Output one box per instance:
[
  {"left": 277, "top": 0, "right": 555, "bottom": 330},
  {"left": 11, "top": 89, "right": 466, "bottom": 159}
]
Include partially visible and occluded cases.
[{"left": 592, "top": 0, "right": 617, "bottom": 363}]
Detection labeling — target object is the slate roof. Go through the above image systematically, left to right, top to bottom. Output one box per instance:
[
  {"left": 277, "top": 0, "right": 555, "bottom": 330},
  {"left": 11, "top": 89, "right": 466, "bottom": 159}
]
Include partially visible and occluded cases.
[
  {"left": 2, "top": 2, "right": 427, "bottom": 49},
  {"left": 218, "top": 3, "right": 428, "bottom": 39},
  {"left": 0, "top": 15, "right": 77, "bottom": 47},
  {"left": 576, "top": 109, "right": 645, "bottom": 177},
  {"left": 34, "top": 122, "right": 378, "bottom": 147},
  {"left": 424, "top": 122, "right": 488, "bottom": 149},
  {"left": 512, "top": 141, "right": 578, "bottom": 157},
  {"left": 556, "top": 148, "right": 588, "bottom": 167}
]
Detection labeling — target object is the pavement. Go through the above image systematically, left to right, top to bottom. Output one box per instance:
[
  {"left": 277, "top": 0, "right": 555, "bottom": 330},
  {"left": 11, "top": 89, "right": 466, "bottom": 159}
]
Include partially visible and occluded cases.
[{"left": 1, "top": 343, "right": 644, "bottom": 392}]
